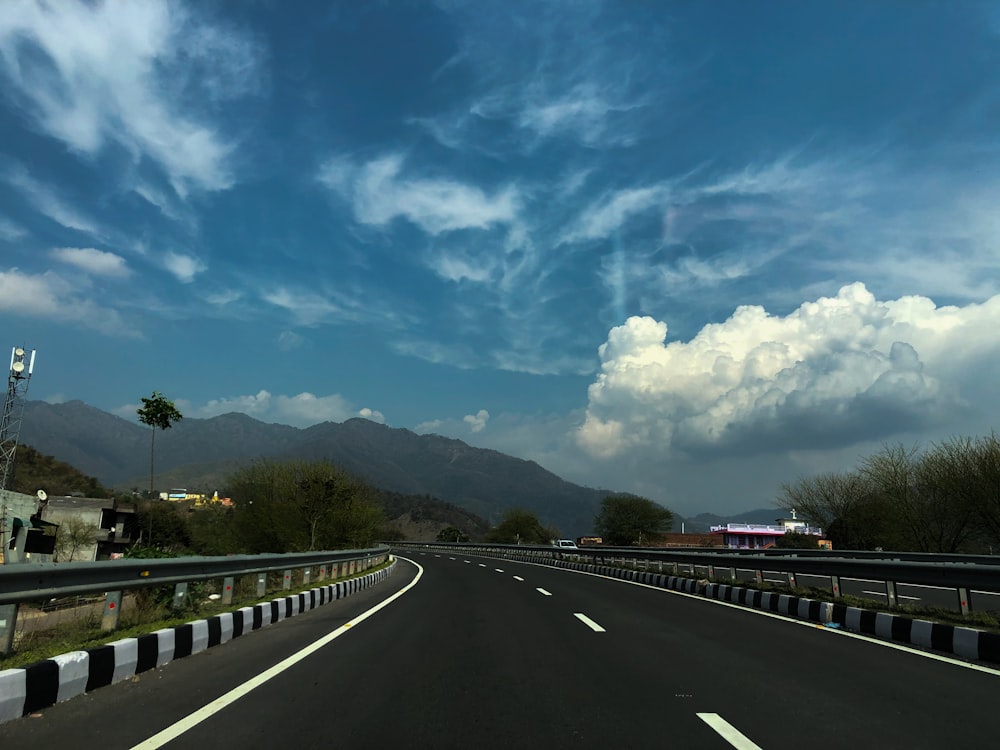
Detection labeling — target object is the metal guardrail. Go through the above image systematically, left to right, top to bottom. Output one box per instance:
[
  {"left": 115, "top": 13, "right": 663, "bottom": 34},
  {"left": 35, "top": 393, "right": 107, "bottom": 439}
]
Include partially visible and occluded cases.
[
  {"left": 392, "top": 541, "right": 1000, "bottom": 615},
  {"left": 0, "top": 546, "right": 390, "bottom": 654},
  {"left": 0, "top": 547, "right": 388, "bottom": 605}
]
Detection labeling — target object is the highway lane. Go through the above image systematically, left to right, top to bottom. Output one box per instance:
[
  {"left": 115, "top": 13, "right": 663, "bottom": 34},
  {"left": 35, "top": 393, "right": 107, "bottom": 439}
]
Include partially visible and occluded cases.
[{"left": 2, "top": 551, "right": 998, "bottom": 749}]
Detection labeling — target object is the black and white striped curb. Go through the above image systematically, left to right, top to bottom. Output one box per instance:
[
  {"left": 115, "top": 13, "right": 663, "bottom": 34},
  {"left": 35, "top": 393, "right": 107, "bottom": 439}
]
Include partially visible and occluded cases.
[
  {"left": 450, "top": 547, "right": 1000, "bottom": 666},
  {"left": 0, "top": 561, "right": 396, "bottom": 724}
]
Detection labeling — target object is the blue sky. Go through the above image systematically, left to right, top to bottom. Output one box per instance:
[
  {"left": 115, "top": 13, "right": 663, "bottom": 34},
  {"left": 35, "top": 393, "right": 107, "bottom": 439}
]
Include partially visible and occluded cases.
[{"left": 2, "top": 0, "right": 1000, "bottom": 516}]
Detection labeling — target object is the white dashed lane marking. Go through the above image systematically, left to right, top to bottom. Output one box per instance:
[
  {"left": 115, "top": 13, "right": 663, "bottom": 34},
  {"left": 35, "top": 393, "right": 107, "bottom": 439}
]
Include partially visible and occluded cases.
[
  {"left": 536, "top": 588, "right": 552, "bottom": 596},
  {"left": 573, "top": 613, "right": 606, "bottom": 633}
]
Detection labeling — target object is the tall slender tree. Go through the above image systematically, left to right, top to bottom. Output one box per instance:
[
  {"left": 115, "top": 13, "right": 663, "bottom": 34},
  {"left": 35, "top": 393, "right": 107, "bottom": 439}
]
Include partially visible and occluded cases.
[{"left": 137, "top": 391, "right": 183, "bottom": 495}]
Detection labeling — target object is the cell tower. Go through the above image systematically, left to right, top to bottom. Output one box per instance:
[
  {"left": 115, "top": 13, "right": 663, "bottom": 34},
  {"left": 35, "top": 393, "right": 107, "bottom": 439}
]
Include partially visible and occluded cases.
[{"left": 0, "top": 346, "right": 36, "bottom": 491}]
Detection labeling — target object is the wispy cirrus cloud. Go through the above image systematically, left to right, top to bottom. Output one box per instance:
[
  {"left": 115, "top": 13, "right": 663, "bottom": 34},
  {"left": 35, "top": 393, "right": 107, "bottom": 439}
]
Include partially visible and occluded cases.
[
  {"left": 0, "top": 0, "right": 265, "bottom": 197},
  {"left": 418, "top": 2, "right": 671, "bottom": 151},
  {"left": 318, "top": 153, "right": 520, "bottom": 235},
  {"left": 3, "top": 165, "right": 102, "bottom": 236},
  {"left": 0, "top": 215, "right": 27, "bottom": 241},
  {"left": 51, "top": 247, "right": 130, "bottom": 277}
]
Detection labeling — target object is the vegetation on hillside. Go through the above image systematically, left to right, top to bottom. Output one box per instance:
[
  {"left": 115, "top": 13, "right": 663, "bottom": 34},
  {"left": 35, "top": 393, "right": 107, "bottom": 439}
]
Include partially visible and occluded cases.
[
  {"left": 776, "top": 435, "right": 1000, "bottom": 553},
  {"left": 11, "top": 445, "right": 112, "bottom": 498}
]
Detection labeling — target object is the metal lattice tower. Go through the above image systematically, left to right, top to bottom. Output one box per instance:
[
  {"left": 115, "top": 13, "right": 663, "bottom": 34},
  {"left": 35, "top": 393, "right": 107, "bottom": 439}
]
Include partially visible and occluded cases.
[{"left": 0, "top": 346, "right": 36, "bottom": 492}]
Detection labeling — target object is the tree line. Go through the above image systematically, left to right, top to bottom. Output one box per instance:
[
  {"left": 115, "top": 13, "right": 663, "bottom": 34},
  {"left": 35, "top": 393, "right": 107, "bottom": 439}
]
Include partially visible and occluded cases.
[
  {"left": 776, "top": 435, "right": 1000, "bottom": 553},
  {"left": 134, "top": 458, "right": 386, "bottom": 556},
  {"left": 478, "top": 494, "right": 675, "bottom": 546}
]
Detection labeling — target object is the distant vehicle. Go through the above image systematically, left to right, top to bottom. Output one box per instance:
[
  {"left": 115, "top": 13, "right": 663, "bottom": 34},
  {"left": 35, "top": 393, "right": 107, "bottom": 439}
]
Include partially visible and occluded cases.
[{"left": 554, "top": 539, "right": 578, "bottom": 549}]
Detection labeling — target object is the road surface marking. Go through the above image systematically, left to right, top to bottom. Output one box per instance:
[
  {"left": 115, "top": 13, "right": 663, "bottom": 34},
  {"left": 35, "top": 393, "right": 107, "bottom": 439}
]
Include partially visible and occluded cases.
[
  {"left": 480, "top": 556, "right": 1000, "bottom": 677},
  {"left": 449, "top": 557, "right": 455, "bottom": 560},
  {"left": 130, "top": 559, "right": 425, "bottom": 750},
  {"left": 464, "top": 560, "right": 471, "bottom": 563},
  {"left": 478, "top": 563, "right": 487, "bottom": 568},
  {"left": 495, "top": 568, "right": 504, "bottom": 573},
  {"left": 513, "top": 576, "right": 524, "bottom": 581},
  {"left": 536, "top": 588, "right": 552, "bottom": 596},
  {"left": 862, "top": 590, "right": 888, "bottom": 598},
  {"left": 898, "top": 594, "right": 921, "bottom": 600},
  {"left": 574, "top": 613, "right": 606, "bottom": 632},
  {"left": 697, "top": 713, "right": 762, "bottom": 749}
]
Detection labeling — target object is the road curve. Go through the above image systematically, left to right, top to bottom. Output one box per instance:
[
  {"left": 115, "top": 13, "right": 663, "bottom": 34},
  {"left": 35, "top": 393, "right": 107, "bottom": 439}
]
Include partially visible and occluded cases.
[{"left": 1, "top": 551, "right": 997, "bottom": 749}]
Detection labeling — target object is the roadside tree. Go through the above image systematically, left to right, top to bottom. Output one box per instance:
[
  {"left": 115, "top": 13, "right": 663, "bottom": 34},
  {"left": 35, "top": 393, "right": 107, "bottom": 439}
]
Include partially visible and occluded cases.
[
  {"left": 136, "top": 391, "right": 183, "bottom": 494},
  {"left": 594, "top": 495, "right": 673, "bottom": 546}
]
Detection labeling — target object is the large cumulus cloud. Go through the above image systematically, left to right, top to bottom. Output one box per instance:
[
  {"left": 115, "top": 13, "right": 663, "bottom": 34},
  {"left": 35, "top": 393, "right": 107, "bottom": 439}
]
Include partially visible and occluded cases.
[{"left": 578, "top": 283, "right": 1000, "bottom": 459}]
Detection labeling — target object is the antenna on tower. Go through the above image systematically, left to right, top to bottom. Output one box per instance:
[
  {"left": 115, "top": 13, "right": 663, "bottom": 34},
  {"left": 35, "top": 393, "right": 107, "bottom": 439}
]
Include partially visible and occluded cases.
[{"left": 0, "top": 345, "right": 37, "bottom": 551}]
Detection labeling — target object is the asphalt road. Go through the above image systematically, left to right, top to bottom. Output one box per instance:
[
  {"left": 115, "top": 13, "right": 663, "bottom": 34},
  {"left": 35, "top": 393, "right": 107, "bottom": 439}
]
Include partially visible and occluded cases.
[{"left": 2, "top": 551, "right": 998, "bottom": 749}]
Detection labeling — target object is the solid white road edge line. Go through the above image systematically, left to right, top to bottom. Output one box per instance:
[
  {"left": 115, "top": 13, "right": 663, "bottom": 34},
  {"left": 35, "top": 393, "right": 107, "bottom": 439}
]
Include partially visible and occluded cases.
[
  {"left": 465, "top": 554, "right": 1000, "bottom": 677},
  {"left": 129, "top": 559, "right": 425, "bottom": 750},
  {"left": 536, "top": 588, "right": 552, "bottom": 596},
  {"left": 573, "top": 613, "right": 606, "bottom": 633},
  {"left": 696, "top": 713, "right": 763, "bottom": 750}
]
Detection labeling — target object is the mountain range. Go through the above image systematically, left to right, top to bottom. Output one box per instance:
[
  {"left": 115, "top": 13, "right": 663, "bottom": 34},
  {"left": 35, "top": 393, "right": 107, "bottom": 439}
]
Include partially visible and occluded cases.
[{"left": 18, "top": 400, "right": 613, "bottom": 536}]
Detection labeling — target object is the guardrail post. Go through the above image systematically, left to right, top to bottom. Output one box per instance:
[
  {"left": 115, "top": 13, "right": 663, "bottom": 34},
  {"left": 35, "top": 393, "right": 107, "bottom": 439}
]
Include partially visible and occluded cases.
[
  {"left": 672, "top": 562, "right": 679, "bottom": 576},
  {"left": 318, "top": 565, "right": 327, "bottom": 581},
  {"left": 708, "top": 566, "right": 716, "bottom": 581},
  {"left": 303, "top": 568, "right": 311, "bottom": 586},
  {"left": 282, "top": 569, "right": 292, "bottom": 590},
  {"left": 754, "top": 570, "right": 763, "bottom": 585},
  {"left": 786, "top": 572, "right": 796, "bottom": 588},
  {"left": 256, "top": 573, "right": 266, "bottom": 597},
  {"left": 830, "top": 575, "right": 841, "bottom": 598},
  {"left": 221, "top": 577, "right": 235, "bottom": 606},
  {"left": 884, "top": 580, "right": 898, "bottom": 607},
  {"left": 173, "top": 582, "right": 188, "bottom": 610},
  {"left": 957, "top": 587, "right": 970, "bottom": 616},
  {"left": 101, "top": 590, "right": 123, "bottom": 631},
  {"left": 0, "top": 604, "right": 18, "bottom": 656}
]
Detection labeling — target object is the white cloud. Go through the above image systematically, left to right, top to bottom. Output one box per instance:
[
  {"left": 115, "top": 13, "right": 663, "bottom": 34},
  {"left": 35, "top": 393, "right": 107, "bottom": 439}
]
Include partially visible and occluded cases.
[
  {"left": 0, "top": 0, "right": 263, "bottom": 196},
  {"left": 423, "top": 3, "right": 669, "bottom": 151},
  {"left": 319, "top": 153, "right": 520, "bottom": 235},
  {"left": 3, "top": 166, "right": 102, "bottom": 236},
  {"left": 562, "top": 184, "right": 667, "bottom": 243},
  {"left": 0, "top": 215, "right": 27, "bottom": 241},
  {"left": 51, "top": 247, "right": 130, "bottom": 277},
  {"left": 163, "top": 252, "right": 206, "bottom": 283},
  {"left": 0, "top": 268, "right": 137, "bottom": 336},
  {"left": 578, "top": 283, "right": 1000, "bottom": 459},
  {"left": 263, "top": 288, "right": 341, "bottom": 326},
  {"left": 205, "top": 289, "right": 243, "bottom": 306},
  {"left": 276, "top": 330, "right": 304, "bottom": 351},
  {"left": 195, "top": 390, "right": 355, "bottom": 427},
  {"left": 358, "top": 407, "right": 385, "bottom": 424},
  {"left": 463, "top": 409, "right": 490, "bottom": 433},
  {"left": 414, "top": 418, "right": 444, "bottom": 434}
]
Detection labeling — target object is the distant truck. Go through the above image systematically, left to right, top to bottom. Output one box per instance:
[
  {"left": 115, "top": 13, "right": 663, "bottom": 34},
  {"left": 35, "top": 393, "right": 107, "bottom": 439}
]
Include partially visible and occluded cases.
[{"left": 577, "top": 536, "right": 603, "bottom": 546}]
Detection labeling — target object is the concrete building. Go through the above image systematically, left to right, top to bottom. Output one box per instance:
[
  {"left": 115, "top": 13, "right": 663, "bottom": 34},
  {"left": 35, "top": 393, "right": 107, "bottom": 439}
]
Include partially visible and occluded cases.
[
  {"left": 40, "top": 496, "right": 138, "bottom": 561},
  {"left": 710, "top": 510, "right": 824, "bottom": 549}
]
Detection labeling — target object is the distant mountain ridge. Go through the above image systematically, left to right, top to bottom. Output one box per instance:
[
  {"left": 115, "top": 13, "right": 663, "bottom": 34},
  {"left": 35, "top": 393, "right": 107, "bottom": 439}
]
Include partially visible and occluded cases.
[{"left": 19, "top": 400, "right": 612, "bottom": 536}]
